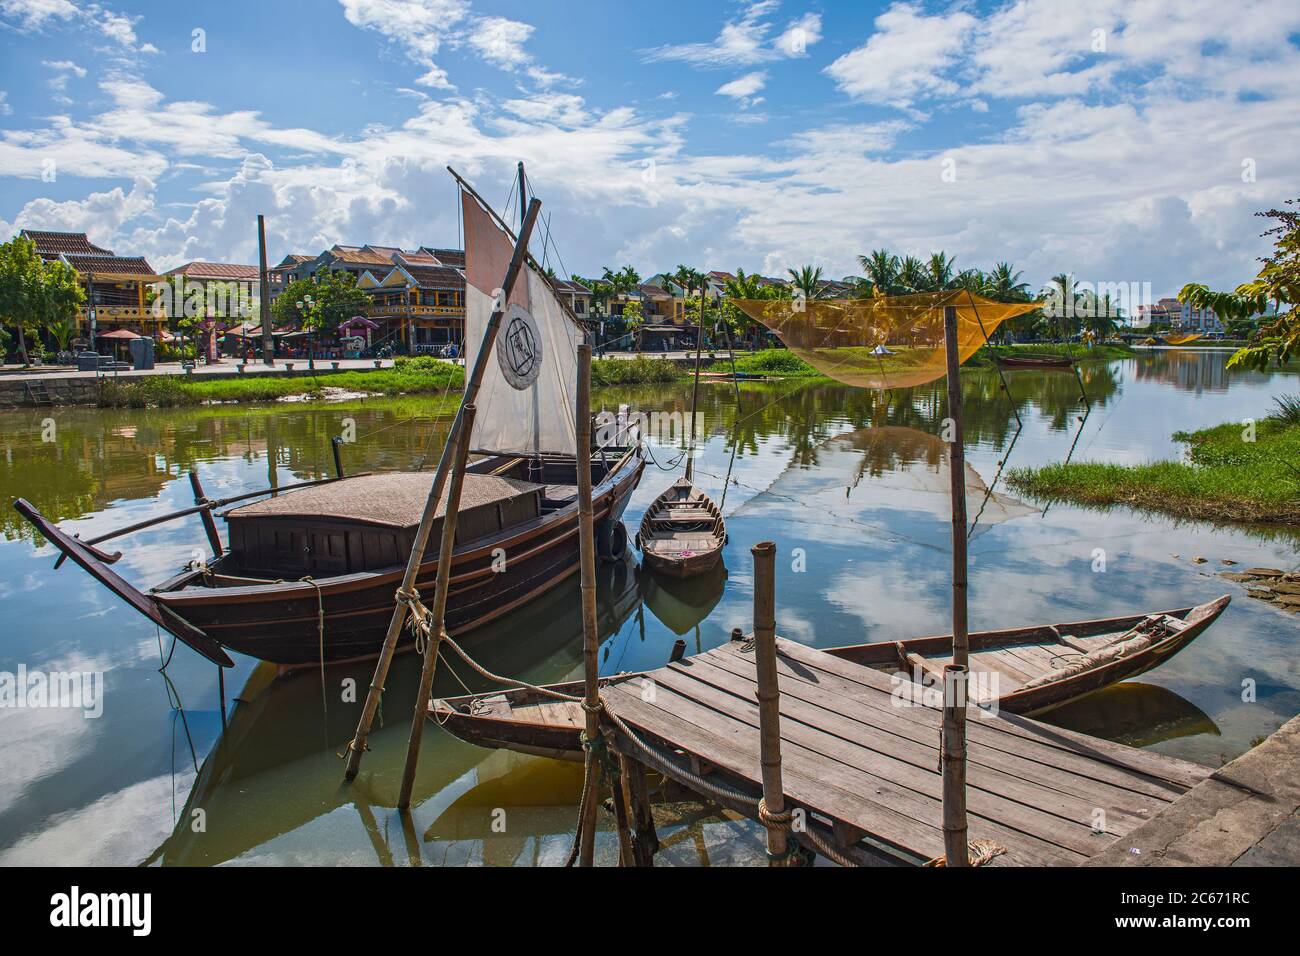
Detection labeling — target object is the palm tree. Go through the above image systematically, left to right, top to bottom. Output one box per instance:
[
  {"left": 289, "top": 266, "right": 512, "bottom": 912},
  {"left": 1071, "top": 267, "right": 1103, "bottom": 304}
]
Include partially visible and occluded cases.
[
  {"left": 858, "top": 249, "right": 899, "bottom": 295},
  {"left": 926, "top": 251, "right": 956, "bottom": 291},
  {"left": 896, "top": 255, "right": 929, "bottom": 293},
  {"left": 983, "top": 262, "right": 1030, "bottom": 302},
  {"left": 787, "top": 265, "right": 824, "bottom": 301},
  {"left": 954, "top": 268, "right": 985, "bottom": 293},
  {"left": 1046, "top": 273, "right": 1078, "bottom": 341}
]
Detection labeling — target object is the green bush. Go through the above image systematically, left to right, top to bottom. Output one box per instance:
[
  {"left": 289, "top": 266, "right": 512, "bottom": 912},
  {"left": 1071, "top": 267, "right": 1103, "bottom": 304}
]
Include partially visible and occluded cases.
[{"left": 591, "top": 356, "right": 681, "bottom": 385}]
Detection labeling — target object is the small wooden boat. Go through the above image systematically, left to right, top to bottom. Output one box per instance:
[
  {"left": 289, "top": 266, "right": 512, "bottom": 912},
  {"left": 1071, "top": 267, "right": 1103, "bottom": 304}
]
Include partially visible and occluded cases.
[
  {"left": 996, "top": 353, "right": 1074, "bottom": 369},
  {"left": 636, "top": 477, "right": 726, "bottom": 578},
  {"left": 431, "top": 596, "right": 1229, "bottom": 759}
]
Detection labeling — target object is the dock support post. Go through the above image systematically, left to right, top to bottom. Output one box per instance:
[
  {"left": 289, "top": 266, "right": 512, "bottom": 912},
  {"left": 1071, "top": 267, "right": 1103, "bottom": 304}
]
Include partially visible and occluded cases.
[
  {"left": 343, "top": 197, "right": 542, "bottom": 782},
  {"left": 257, "top": 214, "right": 274, "bottom": 366},
  {"left": 942, "top": 303, "right": 971, "bottom": 867},
  {"left": 575, "top": 342, "right": 603, "bottom": 866},
  {"left": 396, "top": 403, "right": 476, "bottom": 810},
  {"left": 331, "top": 437, "right": 345, "bottom": 479},
  {"left": 188, "top": 471, "right": 223, "bottom": 559},
  {"left": 751, "top": 540, "right": 790, "bottom": 866},
  {"left": 621, "top": 754, "right": 658, "bottom": 866}
]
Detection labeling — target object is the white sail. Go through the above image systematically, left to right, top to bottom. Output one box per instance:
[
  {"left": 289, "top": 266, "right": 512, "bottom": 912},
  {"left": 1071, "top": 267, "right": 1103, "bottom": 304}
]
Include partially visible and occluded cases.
[{"left": 461, "top": 188, "right": 582, "bottom": 456}]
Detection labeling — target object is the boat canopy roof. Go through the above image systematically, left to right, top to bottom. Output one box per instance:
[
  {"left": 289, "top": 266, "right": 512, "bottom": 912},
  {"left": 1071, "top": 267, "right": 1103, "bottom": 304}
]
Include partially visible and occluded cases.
[{"left": 225, "top": 472, "right": 544, "bottom": 529}]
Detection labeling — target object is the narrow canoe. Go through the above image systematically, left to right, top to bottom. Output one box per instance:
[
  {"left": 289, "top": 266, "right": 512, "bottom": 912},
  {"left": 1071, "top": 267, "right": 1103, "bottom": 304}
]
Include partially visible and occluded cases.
[
  {"left": 995, "top": 354, "right": 1075, "bottom": 369},
  {"left": 636, "top": 477, "right": 726, "bottom": 579},
  {"left": 430, "top": 596, "right": 1229, "bottom": 759}
]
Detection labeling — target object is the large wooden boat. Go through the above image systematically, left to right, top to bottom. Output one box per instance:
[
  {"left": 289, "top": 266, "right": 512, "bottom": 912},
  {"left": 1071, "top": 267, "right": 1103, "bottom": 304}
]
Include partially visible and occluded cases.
[
  {"left": 15, "top": 445, "right": 644, "bottom": 667},
  {"left": 636, "top": 477, "right": 726, "bottom": 578},
  {"left": 430, "top": 596, "right": 1229, "bottom": 760}
]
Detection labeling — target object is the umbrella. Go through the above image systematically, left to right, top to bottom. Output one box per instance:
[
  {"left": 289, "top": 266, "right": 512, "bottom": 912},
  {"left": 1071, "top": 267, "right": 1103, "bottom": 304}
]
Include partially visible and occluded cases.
[{"left": 98, "top": 329, "right": 141, "bottom": 340}]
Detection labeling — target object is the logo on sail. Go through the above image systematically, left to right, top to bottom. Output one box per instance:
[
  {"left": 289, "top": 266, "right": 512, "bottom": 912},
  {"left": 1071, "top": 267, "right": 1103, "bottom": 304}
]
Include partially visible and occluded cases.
[{"left": 499, "top": 303, "right": 543, "bottom": 389}]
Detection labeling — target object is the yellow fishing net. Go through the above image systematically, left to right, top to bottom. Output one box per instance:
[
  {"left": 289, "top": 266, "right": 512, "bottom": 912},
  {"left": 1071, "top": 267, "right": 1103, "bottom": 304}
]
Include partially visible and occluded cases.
[
  {"left": 733, "top": 289, "right": 1043, "bottom": 389},
  {"left": 1164, "top": 333, "right": 1203, "bottom": 346}
]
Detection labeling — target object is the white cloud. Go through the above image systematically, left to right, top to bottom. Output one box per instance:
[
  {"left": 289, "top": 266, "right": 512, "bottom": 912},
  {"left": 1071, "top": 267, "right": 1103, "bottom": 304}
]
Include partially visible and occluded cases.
[
  {"left": 0, "top": 0, "right": 79, "bottom": 31},
  {"left": 339, "top": 0, "right": 471, "bottom": 89},
  {"left": 829, "top": 0, "right": 1300, "bottom": 110},
  {"left": 642, "top": 2, "right": 822, "bottom": 67},
  {"left": 825, "top": 3, "right": 976, "bottom": 111},
  {"left": 468, "top": 15, "right": 532, "bottom": 71},
  {"left": 716, "top": 71, "right": 767, "bottom": 102},
  {"left": 0, "top": 91, "right": 10, "bottom": 116}
]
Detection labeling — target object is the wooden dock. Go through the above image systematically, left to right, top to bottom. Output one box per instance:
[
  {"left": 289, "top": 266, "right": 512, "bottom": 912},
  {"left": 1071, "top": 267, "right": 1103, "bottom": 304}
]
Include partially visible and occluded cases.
[{"left": 599, "top": 635, "right": 1213, "bottom": 866}]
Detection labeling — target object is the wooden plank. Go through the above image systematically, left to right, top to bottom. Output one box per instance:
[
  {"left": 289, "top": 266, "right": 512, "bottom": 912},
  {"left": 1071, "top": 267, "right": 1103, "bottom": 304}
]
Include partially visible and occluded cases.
[
  {"left": 769, "top": 639, "right": 1212, "bottom": 790},
  {"left": 707, "top": 644, "right": 1198, "bottom": 800},
  {"left": 701, "top": 647, "right": 1191, "bottom": 812},
  {"left": 971, "top": 648, "right": 1037, "bottom": 685},
  {"left": 672, "top": 656, "right": 1159, "bottom": 832},
  {"left": 653, "top": 664, "right": 1122, "bottom": 855},
  {"left": 606, "top": 681, "right": 1080, "bottom": 866},
  {"left": 600, "top": 684, "right": 949, "bottom": 862}
]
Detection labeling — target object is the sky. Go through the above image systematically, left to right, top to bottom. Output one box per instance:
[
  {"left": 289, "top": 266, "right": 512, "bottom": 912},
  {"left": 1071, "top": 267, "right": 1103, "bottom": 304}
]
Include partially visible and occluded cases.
[{"left": 1, "top": 0, "right": 1299, "bottom": 300}]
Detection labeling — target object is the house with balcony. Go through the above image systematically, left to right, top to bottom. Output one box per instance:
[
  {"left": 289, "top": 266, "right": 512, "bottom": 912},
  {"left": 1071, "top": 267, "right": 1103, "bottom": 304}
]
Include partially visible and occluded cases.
[
  {"left": 20, "top": 230, "right": 162, "bottom": 337},
  {"left": 359, "top": 260, "right": 465, "bottom": 351}
]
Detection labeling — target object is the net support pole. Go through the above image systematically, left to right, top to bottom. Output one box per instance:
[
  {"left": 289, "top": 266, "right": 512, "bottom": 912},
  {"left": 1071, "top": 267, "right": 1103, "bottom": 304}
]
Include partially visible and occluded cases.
[
  {"left": 343, "top": 196, "right": 542, "bottom": 782},
  {"left": 257, "top": 214, "right": 274, "bottom": 366},
  {"left": 941, "top": 303, "right": 970, "bottom": 867},
  {"left": 576, "top": 343, "right": 602, "bottom": 866},
  {"left": 397, "top": 402, "right": 476, "bottom": 810},
  {"left": 751, "top": 540, "right": 789, "bottom": 865}
]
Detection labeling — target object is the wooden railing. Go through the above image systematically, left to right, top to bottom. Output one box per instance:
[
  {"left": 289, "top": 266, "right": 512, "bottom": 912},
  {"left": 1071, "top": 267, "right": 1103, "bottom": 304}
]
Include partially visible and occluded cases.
[{"left": 365, "top": 304, "right": 464, "bottom": 319}]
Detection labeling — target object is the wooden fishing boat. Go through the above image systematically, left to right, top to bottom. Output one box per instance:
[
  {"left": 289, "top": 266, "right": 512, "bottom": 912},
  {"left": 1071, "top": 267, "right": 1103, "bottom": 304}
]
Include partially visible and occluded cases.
[
  {"left": 14, "top": 167, "right": 649, "bottom": 669},
  {"left": 995, "top": 353, "right": 1074, "bottom": 369},
  {"left": 15, "top": 446, "right": 644, "bottom": 667},
  {"left": 636, "top": 477, "right": 726, "bottom": 578},
  {"left": 431, "top": 596, "right": 1229, "bottom": 759}
]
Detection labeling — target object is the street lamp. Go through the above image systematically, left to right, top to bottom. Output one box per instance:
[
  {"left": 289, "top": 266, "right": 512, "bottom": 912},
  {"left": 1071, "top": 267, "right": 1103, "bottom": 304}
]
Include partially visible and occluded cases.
[{"left": 297, "top": 294, "right": 315, "bottom": 370}]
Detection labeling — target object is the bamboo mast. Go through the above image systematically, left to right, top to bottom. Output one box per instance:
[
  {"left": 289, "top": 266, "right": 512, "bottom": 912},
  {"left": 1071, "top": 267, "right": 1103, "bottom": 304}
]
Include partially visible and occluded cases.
[
  {"left": 343, "top": 192, "right": 542, "bottom": 781},
  {"left": 257, "top": 214, "right": 273, "bottom": 365},
  {"left": 684, "top": 276, "right": 706, "bottom": 481},
  {"left": 941, "top": 302, "right": 970, "bottom": 867},
  {"left": 575, "top": 342, "right": 602, "bottom": 866},
  {"left": 396, "top": 402, "right": 476, "bottom": 808},
  {"left": 751, "top": 540, "right": 790, "bottom": 865}
]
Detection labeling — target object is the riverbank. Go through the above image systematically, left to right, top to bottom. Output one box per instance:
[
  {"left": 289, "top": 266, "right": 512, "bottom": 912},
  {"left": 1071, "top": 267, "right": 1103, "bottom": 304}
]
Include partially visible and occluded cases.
[
  {"left": 968, "top": 343, "right": 1135, "bottom": 366},
  {"left": 1007, "top": 406, "right": 1300, "bottom": 525}
]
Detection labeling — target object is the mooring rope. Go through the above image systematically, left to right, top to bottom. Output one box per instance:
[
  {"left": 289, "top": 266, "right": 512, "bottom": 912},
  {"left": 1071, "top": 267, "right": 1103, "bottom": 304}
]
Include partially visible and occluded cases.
[
  {"left": 300, "top": 576, "right": 328, "bottom": 716},
  {"left": 923, "top": 838, "right": 1007, "bottom": 867}
]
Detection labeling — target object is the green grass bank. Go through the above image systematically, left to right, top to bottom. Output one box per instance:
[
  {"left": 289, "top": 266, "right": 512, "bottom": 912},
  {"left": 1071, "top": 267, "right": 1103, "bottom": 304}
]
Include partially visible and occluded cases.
[{"left": 1007, "top": 400, "right": 1300, "bottom": 525}]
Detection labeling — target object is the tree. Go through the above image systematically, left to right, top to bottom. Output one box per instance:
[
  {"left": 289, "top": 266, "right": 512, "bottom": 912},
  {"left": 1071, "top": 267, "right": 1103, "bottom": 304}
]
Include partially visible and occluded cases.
[
  {"left": 1180, "top": 199, "right": 1299, "bottom": 370},
  {"left": 0, "top": 235, "right": 42, "bottom": 364},
  {"left": 858, "top": 249, "right": 899, "bottom": 296},
  {"left": 926, "top": 251, "right": 956, "bottom": 290},
  {"left": 896, "top": 255, "right": 929, "bottom": 293},
  {"left": 983, "top": 262, "right": 1030, "bottom": 302},
  {"left": 787, "top": 264, "right": 823, "bottom": 301},
  {"left": 272, "top": 269, "right": 369, "bottom": 335}
]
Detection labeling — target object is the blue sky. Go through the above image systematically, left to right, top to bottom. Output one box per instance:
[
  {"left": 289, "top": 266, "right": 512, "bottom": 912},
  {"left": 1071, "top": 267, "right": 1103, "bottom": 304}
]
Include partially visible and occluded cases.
[{"left": 2, "top": 0, "right": 1299, "bottom": 299}]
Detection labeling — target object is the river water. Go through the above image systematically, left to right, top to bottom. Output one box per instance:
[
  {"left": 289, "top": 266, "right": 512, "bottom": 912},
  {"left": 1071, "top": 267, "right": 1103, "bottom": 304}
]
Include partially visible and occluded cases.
[{"left": 0, "top": 348, "right": 1297, "bottom": 866}]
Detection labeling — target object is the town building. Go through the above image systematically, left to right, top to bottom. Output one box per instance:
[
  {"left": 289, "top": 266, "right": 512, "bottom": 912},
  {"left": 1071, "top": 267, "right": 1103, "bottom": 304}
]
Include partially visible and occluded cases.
[{"left": 20, "top": 229, "right": 163, "bottom": 337}]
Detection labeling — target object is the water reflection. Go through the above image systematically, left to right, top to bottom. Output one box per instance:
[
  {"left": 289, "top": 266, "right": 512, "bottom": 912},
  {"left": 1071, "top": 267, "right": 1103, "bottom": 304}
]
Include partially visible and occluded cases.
[{"left": 1, "top": 349, "right": 1298, "bottom": 865}]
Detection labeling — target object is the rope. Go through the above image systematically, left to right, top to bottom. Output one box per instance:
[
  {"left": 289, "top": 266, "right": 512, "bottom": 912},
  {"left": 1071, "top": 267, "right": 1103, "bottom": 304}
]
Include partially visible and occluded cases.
[
  {"left": 300, "top": 576, "right": 328, "bottom": 716},
  {"left": 923, "top": 838, "right": 1007, "bottom": 867}
]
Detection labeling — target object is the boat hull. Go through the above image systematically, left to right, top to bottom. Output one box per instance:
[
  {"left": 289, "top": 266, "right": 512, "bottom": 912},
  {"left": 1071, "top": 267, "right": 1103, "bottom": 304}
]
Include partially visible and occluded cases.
[
  {"left": 154, "top": 449, "right": 644, "bottom": 666},
  {"left": 432, "top": 597, "right": 1229, "bottom": 757}
]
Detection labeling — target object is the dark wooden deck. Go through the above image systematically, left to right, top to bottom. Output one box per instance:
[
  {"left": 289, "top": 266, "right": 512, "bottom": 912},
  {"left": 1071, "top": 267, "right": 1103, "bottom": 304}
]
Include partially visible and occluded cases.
[{"left": 601, "top": 636, "right": 1213, "bottom": 866}]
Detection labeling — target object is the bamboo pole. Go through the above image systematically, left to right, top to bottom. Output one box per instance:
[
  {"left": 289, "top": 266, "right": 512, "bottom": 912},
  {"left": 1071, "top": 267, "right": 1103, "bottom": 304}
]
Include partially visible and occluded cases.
[
  {"left": 343, "top": 196, "right": 542, "bottom": 781},
  {"left": 257, "top": 214, "right": 273, "bottom": 366},
  {"left": 684, "top": 280, "right": 706, "bottom": 481},
  {"left": 941, "top": 303, "right": 970, "bottom": 867},
  {"left": 575, "top": 343, "right": 601, "bottom": 866},
  {"left": 396, "top": 402, "right": 476, "bottom": 809},
  {"left": 188, "top": 471, "right": 223, "bottom": 559},
  {"left": 751, "top": 540, "right": 789, "bottom": 865}
]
